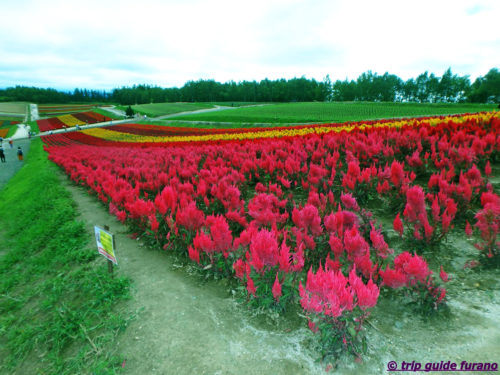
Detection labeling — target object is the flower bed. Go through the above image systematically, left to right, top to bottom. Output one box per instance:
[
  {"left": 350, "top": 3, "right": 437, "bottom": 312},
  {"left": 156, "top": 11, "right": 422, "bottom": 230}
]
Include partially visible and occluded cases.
[
  {"left": 37, "top": 111, "right": 112, "bottom": 132},
  {"left": 44, "top": 112, "right": 500, "bottom": 363}
]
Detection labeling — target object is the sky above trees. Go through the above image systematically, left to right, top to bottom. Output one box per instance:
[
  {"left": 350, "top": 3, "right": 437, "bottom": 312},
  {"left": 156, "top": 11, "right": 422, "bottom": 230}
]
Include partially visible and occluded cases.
[{"left": 1, "top": 0, "right": 499, "bottom": 90}]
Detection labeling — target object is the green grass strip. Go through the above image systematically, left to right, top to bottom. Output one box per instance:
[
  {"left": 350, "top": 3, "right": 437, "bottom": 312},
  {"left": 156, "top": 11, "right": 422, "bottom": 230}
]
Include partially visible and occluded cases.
[
  {"left": 6, "top": 126, "right": 18, "bottom": 138},
  {"left": 0, "top": 139, "right": 130, "bottom": 375}
]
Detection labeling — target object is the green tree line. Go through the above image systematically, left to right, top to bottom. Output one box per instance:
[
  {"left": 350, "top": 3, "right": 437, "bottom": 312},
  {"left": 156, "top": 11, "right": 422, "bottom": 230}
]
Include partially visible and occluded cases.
[{"left": 0, "top": 68, "right": 498, "bottom": 105}]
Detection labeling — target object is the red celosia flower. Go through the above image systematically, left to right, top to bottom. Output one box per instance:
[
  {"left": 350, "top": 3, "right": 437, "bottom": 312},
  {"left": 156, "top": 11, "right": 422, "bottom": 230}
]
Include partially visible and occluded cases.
[
  {"left": 407, "top": 150, "right": 423, "bottom": 168},
  {"left": 390, "top": 160, "right": 404, "bottom": 187},
  {"left": 485, "top": 161, "right": 492, "bottom": 177},
  {"left": 403, "top": 185, "right": 426, "bottom": 223},
  {"left": 340, "top": 192, "right": 360, "bottom": 211},
  {"left": 247, "top": 193, "right": 288, "bottom": 228},
  {"left": 431, "top": 196, "right": 440, "bottom": 223},
  {"left": 176, "top": 201, "right": 205, "bottom": 232},
  {"left": 292, "top": 204, "right": 323, "bottom": 236},
  {"left": 324, "top": 207, "right": 359, "bottom": 235},
  {"left": 393, "top": 213, "right": 404, "bottom": 237},
  {"left": 149, "top": 214, "right": 159, "bottom": 232},
  {"left": 205, "top": 215, "right": 233, "bottom": 256},
  {"left": 423, "top": 220, "right": 434, "bottom": 240},
  {"left": 465, "top": 220, "right": 473, "bottom": 237},
  {"left": 370, "top": 223, "right": 392, "bottom": 258},
  {"left": 343, "top": 227, "right": 369, "bottom": 259},
  {"left": 248, "top": 228, "right": 280, "bottom": 273},
  {"left": 193, "top": 230, "right": 214, "bottom": 253},
  {"left": 329, "top": 234, "right": 344, "bottom": 259},
  {"left": 278, "top": 240, "right": 292, "bottom": 272},
  {"left": 188, "top": 246, "right": 200, "bottom": 264},
  {"left": 325, "top": 253, "right": 341, "bottom": 272},
  {"left": 401, "top": 253, "right": 431, "bottom": 283},
  {"left": 233, "top": 259, "right": 246, "bottom": 279},
  {"left": 439, "top": 265, "right": 449, "bottom": 282},
  {"left": 379, "top": 266, "right": 407, "bottom": 288},
  {"left": 272, "top": 274, "right": 282, "bottom": 302},
  {"left": 247, "top": 276, "right": 257, "bottom": 296},
  {"left": 354, "top": 278, "right": 380, "bottom": 310},
  {"left": 436, "top": 287, "right": 446, "bottom": 304},
  {"left": 308, "top": 319, "right": 319, "bottom": 333}
]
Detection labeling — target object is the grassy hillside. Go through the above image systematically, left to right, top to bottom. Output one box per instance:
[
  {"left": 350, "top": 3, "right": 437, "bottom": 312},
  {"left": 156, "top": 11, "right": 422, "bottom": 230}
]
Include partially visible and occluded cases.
[
  {"left": 122, "top": 102, "right": 215, "bottom": 117},
  {"left": 169, "top": 102, "right": 498, "bottom": 123},
  {"left": 0, "top": 139, "right": 130, "bottom": 375}
]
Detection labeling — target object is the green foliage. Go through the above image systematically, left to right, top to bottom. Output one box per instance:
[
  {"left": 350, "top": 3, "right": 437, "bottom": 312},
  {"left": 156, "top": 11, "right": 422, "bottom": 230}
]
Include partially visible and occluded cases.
[
  {"left": 468, "top": 68, "right": 500, "bottom": 103},
  {"left": 125, "top": 105, "right": 134, "bottom": 118},
  {"left": 0, "top": 139, "right": 131, "bottom": 374},
  {"left": 305, "top": 309, "right": 370, "bottom": 366}
]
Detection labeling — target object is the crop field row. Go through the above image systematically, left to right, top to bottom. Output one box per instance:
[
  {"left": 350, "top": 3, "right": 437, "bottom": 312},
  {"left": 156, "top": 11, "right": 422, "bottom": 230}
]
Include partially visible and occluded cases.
[
  {"left": 0, "top": 102, "right": 28, "bottom": 115},
  {"left": 169, "top": 102, "right": 498, "bottom": 123},
  {"left": 37, "top": 104, "right": 110, "bottom": 115}
]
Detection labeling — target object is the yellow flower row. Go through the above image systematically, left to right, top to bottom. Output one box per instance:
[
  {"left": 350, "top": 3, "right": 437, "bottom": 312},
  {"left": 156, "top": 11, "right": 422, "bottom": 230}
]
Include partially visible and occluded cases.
[
  {"left": 81, "top": 112, "right": 498, "bottom": 144},
  {"left": 59, "top": 114, "right": 86, "bottom": 127}
]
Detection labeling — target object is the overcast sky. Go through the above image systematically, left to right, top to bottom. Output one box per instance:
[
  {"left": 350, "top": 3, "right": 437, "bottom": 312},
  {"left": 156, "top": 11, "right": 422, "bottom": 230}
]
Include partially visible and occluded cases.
[{"left": 1, "top": 0, "right": 499, "bottom": 90}]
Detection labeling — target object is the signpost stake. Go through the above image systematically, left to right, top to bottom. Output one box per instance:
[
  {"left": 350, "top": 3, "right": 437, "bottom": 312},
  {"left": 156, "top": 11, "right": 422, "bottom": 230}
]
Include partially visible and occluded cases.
[{"left": 104, "top": 225, "right": 114, "bottom": 277}]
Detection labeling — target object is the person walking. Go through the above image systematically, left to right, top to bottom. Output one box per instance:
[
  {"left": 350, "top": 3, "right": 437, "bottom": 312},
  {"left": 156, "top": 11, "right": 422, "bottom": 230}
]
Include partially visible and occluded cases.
[
  {"left": 8, "top": 138, "right": 13, "bottom": 148},
  {"left": 0, "top": 146, "right": 5, "bottom": 163},
  {"left": 17, "top": 146, "right": 23, "bottom": 161}
]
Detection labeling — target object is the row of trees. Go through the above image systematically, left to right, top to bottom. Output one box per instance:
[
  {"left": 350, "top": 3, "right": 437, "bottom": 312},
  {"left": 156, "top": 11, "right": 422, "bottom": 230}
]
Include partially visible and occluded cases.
[
  {"left": 1, "top": 68, "right": 498, "bottom": 105},
  {"left": 328, "top": 68, "right": 499, "bottom": 103},
  {"left": 111, "top": 77, "right": 329, "bottom": 104},
  {"left": 0, "top": 86, "right": 110, "bottom": 104}
]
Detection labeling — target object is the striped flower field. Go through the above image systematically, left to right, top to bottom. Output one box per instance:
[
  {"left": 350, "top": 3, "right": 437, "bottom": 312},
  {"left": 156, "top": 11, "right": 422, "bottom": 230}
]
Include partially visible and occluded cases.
[{"left": 40, "top": 111, "right": 500, "bottom": 364}]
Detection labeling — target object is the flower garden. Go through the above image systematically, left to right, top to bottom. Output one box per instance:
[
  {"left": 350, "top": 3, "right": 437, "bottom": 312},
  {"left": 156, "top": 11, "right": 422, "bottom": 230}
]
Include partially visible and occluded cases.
[{"left": 41, "top": 111, "right": 499, "bottom": 363}]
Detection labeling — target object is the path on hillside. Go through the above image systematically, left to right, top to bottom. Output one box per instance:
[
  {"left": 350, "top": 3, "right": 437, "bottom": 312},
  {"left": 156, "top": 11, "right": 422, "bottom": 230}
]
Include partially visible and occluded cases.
[
  {"left": 154, "top": 105, "right": 235, "bottom": 120},
  {"left": 101, "top": 106, "right": 126, "bottom": 118},
  {"left": 0, "top": 138, "right": 30, "bottom": 190},
  {"left": 59, "top": 172, "right": 322, "bottom": 375}
]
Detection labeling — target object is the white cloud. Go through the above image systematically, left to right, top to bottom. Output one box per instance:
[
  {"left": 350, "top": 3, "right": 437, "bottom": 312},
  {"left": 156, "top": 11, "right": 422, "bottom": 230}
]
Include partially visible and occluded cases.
[{"left": 0, "top": 0, "right": 498, "bottom": 89}]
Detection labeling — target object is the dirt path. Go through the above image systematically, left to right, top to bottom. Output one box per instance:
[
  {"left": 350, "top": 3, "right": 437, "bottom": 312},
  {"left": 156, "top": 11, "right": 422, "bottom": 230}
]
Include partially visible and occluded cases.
[
  {"left": 101, "top": 106, "right": 126, "bottom": 118},
  {"left": 60, "top": 173, "right": 322, "bottom": 375}
]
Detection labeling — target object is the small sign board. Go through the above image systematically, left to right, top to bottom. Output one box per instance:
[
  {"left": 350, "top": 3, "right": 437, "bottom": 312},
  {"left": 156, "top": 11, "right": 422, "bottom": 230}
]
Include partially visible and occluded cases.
[{"left": 95, "top": 226, "right": 117, "bottom": 265}]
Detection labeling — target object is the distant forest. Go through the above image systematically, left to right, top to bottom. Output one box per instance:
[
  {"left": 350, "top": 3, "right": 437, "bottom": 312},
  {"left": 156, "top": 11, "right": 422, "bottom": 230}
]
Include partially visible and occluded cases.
[{"left": 1, "top": 68, "right": 499, "bottom": 105}]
